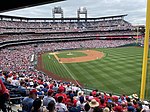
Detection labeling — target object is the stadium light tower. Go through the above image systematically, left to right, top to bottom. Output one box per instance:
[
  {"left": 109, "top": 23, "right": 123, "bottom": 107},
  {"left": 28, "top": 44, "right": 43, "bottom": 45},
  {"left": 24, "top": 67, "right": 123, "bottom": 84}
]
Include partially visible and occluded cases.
[
  {"left": 140, "top": 0, "right": 150, "bottom": 100},
  {"left": 52, "top": 6, "right": 64, "bottom": 22},
  {"left": 77, "top": 7, "right": 87, "bottom": 21}
]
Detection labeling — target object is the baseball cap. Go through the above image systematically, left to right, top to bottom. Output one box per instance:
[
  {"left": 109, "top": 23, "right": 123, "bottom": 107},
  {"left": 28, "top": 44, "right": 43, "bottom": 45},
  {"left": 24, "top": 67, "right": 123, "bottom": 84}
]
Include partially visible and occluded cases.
[
  {"left": 30, "top": 89, "right": 37, "bottom": 95},
  {"left": 48, "top": 89, "right": 54, "bottom": 94}
]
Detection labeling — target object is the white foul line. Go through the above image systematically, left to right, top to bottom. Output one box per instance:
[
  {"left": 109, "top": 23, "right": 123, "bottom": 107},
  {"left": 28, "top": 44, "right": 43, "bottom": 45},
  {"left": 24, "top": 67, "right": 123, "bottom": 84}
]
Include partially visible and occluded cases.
[
  {"left": 49, "top": 53, "right": 81, "bottom": 86},
  {"left": 48, "top": 55, "right": 51, "bottom": 59},
  {"left": 61, "top": 61, "right": 81, "bottom": 87}
]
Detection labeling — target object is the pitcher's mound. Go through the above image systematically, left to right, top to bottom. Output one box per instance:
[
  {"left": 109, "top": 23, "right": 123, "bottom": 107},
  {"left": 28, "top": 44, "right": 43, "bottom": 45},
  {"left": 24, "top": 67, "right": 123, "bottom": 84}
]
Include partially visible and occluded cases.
[{"left": 67, "top": 52, "right": 73, "bottom": 55}]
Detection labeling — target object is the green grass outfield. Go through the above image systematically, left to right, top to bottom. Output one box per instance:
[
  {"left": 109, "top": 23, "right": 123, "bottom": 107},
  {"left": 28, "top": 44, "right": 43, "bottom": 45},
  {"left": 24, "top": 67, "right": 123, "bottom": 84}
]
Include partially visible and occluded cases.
[{"left": 42, "top": 47, "right": 150, "bottom": 97}]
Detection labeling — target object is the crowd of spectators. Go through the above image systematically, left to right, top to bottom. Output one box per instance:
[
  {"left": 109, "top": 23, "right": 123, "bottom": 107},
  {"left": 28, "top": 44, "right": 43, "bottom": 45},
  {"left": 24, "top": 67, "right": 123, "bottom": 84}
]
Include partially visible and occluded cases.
[
  {"left": 0, "top": 16, "right": 147, "bottom": 112},
  {"left": 0, "top": 17, "right": 141, "bottom": 45},
  {"left": 0, "top": 19, "right": 136, "bottom": 33},
  {"left": 0, "top": 19, "right": 133, "bottom": 29},
  {"left": 0, "top": 31, "right": 137, "bottom": 42},
  {"left": 0, "top": 39, "right": 149, "bottom": 112},
  {"left": 0, "top": 39, "right": 135, "bottom": 72},
  {"left": 37, "top": 40, "right": 135, "bottom": 51},
  {"left": 0, "top": 69, "right": 150, "bottom": 112}
]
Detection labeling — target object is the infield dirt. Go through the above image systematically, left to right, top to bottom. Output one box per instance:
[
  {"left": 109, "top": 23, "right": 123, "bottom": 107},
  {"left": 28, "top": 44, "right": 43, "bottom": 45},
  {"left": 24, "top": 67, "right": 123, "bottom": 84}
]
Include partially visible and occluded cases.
[
  {"left": 36, "top": 50, "right": 104, "bottom": 86},
  {"left": 56, "top": 50, "right": 104, "bottom": 63}
]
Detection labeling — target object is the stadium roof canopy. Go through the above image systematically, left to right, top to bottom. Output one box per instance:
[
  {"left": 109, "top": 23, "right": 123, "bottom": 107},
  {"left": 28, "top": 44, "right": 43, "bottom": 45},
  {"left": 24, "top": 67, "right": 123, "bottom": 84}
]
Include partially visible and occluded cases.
[
  {"left": 0, "top": 0, "right": 65, "bottom": 13},
  {"left": 0, "top": 14, "right": 127, "bottom": 21}
]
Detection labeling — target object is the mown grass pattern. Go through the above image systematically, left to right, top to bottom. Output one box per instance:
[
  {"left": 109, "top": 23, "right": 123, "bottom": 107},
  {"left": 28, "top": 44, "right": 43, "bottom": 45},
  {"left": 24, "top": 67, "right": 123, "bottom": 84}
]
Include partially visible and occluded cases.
[{"left": 42, "top": 47, "right": 147, "bottom": 97}]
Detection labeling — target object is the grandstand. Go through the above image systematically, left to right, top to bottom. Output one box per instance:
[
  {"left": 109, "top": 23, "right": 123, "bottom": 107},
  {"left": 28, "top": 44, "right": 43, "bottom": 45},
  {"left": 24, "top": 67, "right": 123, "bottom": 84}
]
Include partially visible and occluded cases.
[
  {"left": 0, "top": 5, "right": 149, "bottom": 112},
  {"left": 0, "top": 14, "right": 143, "bottom": 49}
]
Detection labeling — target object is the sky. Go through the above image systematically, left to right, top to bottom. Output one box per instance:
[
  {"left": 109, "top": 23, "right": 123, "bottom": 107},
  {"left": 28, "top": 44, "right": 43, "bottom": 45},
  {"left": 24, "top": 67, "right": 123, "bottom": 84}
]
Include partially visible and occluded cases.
[{"left": 0, "top": 0, "right": 147, "bottom": 25}]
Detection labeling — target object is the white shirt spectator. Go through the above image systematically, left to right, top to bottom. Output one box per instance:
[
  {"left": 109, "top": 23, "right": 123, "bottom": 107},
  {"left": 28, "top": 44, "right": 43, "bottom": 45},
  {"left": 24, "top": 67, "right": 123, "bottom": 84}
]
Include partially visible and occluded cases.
[
  {"left": 11, "top": 79, "right": 20, "bottom": 86},
  {"left": 72, "top": 85, "right": 81, "bottom": 92},
  {"left": 65, "top": 86, "right": 72, "bottom": 92},
  {"left": 43, "top": 96, "right": 56, "bottom": 106},
  {"left": 76, "top": 100, "right": 86, "bottom": 110},
  {"left": 55, "top": 102, "right": 68, "bottom": 112},
  {"left": 142, "top": 105, "right": 150, "bottom": 112}
]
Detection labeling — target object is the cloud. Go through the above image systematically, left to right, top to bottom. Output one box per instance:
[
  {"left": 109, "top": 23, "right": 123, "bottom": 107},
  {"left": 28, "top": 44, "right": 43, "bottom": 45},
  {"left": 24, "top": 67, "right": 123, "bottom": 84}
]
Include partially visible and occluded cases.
[{"left": 0, "top": 0, "right": 146, "bottom": 25}]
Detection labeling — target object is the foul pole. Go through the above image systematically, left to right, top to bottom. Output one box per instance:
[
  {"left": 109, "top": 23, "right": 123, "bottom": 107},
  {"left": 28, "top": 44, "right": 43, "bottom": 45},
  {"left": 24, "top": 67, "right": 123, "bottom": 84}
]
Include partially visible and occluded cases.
[{"left": 140, "top": 0, "right": 150, "bottom": 100}]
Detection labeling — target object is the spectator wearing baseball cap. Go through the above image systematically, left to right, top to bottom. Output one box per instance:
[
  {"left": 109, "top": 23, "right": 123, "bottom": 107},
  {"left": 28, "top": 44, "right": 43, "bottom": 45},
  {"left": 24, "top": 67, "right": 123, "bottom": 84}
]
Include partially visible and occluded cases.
[
  {"left": 55, "top": 87, "right": 67, "bottom": 103},
  {"left": 22, "top": 89, "right": 37, "bottom": 112},
  {"left": 43, "top": 89, "right": 56, "bottom": 107},
  {"left": 91, "top": 91, "right": 100, "bottom": 104},
  {"left": 92, "top": 91, "right": 97, "bottom": 97},
  {"left": 66, "top": 93, "right": 77, "bottom": 108}
]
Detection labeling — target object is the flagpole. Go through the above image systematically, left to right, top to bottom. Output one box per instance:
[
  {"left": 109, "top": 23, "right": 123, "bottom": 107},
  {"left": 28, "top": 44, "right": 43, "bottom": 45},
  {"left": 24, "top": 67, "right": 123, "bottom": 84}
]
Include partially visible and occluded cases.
[{"left": 140, "top": 0, "right": 150, "bottom": 100}]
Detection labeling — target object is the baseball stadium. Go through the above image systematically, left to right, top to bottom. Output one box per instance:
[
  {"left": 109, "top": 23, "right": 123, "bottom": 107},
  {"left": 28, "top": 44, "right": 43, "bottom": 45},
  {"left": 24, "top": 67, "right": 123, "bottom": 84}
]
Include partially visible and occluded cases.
[{"left": 0, "top": 0, "right": 150, "bottom": 112}]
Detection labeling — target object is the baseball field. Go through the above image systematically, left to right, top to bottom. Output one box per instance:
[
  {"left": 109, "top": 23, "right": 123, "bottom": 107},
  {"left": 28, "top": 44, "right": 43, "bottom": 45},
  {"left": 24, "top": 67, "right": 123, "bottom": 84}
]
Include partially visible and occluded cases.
[{"left": 38, "top": 46, "right": 150, "bottom": 97}]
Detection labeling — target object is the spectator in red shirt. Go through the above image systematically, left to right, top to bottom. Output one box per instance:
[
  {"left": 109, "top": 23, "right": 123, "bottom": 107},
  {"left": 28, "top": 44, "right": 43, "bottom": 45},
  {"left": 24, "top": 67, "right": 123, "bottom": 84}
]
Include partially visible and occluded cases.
[
  {"left": 0, "top": 79, "right": 9, "bottom": 112},
  {"left": 55, "top": 87, "right": 67, "bottom": 103},
  {"left": 92, "top": 91, "right": 100, "bottom": 104},
  {"left": 66, "top": 94, "right": 76, "bottom": 108},
  {"left": 99, "top": 98, "right": 106, "bottom": 108},
  {"left": 133, "top": 100, "right": 138, "bottom": 109},
  {"left": 121, "top": 102, "right": 127, "bottom": 112},
  {"left": 113, "top": 105, "right": 123, "bottom": 112}
]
